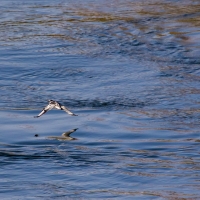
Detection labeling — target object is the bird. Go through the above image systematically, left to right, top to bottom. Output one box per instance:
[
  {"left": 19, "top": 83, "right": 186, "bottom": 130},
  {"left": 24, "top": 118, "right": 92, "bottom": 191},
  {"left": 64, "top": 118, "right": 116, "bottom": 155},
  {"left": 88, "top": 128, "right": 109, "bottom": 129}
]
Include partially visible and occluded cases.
[
  {"left": 34, "top": 100, "right": 77, "bottom": 118},
  {"left": 47, "top": 128, "right": 78, "bottom": 140}
]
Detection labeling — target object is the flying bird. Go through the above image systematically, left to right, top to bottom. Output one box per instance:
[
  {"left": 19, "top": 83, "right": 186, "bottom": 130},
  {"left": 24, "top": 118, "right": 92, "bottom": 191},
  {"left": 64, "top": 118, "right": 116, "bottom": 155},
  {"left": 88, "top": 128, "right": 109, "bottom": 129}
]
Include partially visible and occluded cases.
[{"left": 34, "top": 100, "right": 77, "bottom": 118}]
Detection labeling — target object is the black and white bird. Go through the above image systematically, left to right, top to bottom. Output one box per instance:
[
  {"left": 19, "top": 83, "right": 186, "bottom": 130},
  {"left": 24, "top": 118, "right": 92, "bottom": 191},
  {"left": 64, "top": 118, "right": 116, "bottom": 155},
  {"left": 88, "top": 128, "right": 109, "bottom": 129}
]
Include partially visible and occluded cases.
[{"left": 34, "top": 100, "right": 77, "bottom": 118}]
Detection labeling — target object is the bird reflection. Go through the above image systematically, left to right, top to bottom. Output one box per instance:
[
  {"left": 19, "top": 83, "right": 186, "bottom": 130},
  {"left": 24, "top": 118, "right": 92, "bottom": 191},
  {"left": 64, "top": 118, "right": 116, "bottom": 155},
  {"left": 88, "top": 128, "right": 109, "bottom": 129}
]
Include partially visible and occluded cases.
[{"left": 47, "top": 128, "right": 78, "bottom": 141}]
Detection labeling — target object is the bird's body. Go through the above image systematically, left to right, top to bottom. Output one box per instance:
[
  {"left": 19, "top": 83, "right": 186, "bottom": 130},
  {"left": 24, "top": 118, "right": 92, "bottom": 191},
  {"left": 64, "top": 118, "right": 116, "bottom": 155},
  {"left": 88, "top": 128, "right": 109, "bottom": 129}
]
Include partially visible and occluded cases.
[{"left": 34, "top": 100, "right": 77, "bottom": 118}]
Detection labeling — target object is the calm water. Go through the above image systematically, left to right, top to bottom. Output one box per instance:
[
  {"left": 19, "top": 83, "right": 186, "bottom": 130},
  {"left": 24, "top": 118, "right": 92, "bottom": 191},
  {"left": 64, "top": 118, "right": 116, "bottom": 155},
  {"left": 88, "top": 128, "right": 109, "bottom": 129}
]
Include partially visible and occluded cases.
[{"left": 0, "top": 0, "right": 200, "bottom": 199}]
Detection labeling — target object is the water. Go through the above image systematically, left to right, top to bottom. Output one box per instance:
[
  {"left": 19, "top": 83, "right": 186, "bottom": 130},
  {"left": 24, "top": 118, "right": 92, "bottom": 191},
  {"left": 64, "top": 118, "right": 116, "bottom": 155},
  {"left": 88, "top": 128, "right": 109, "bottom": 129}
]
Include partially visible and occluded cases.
[{"left": 0, "top": 0, "right": 200, "bottom": 199}]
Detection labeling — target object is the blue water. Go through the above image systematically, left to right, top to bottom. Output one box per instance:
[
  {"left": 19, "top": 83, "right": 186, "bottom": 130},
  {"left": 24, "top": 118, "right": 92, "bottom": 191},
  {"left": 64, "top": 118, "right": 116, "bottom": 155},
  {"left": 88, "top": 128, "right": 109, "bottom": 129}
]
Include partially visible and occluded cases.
[{"left": 0, "top": 0, "right": 200, "bottom": 199}]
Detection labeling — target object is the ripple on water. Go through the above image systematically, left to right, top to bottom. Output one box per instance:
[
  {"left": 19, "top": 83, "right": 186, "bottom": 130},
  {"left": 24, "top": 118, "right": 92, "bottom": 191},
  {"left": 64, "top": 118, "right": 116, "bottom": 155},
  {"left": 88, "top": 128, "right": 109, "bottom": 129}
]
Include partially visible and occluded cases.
[
  {"left": 0, "top": 0, "right": 200, "bottom": 199},
  {"left": 0, "top": 109, "right": 200, "bottom": 199}
]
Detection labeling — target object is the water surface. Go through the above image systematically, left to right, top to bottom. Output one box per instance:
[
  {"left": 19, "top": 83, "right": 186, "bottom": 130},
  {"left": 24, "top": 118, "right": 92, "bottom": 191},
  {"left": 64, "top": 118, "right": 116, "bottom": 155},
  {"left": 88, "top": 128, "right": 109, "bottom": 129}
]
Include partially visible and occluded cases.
[{"left": 0, "top": 0, "right": 200, "bottom": 199}]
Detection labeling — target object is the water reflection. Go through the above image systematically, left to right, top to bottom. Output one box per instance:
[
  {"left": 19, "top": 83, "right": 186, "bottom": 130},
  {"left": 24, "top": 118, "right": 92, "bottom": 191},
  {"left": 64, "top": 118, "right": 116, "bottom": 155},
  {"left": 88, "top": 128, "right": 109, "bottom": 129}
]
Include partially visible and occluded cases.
[
  {"left": 0, "top": 0, "right": 200, "bottom": 199},
  {"left": 0, "top": 0, "right": 199, "bottom": 110},
  {"left": 0, "top": 1, "right": 199, "bottom": 62},
  {"left": 47, "top": 128, "right": 78, "bottom": 140}
]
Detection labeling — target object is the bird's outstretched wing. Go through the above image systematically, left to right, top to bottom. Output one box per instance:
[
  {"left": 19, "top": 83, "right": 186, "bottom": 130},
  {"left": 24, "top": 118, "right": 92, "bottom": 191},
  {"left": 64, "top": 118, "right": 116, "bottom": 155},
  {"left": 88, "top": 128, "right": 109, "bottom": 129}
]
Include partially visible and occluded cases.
[
  {"left": 34, "top": 104, "right": 55, "bottom": 118},
  {"left": 61, "top": 105, "right": 78, "bottom": 116}
]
